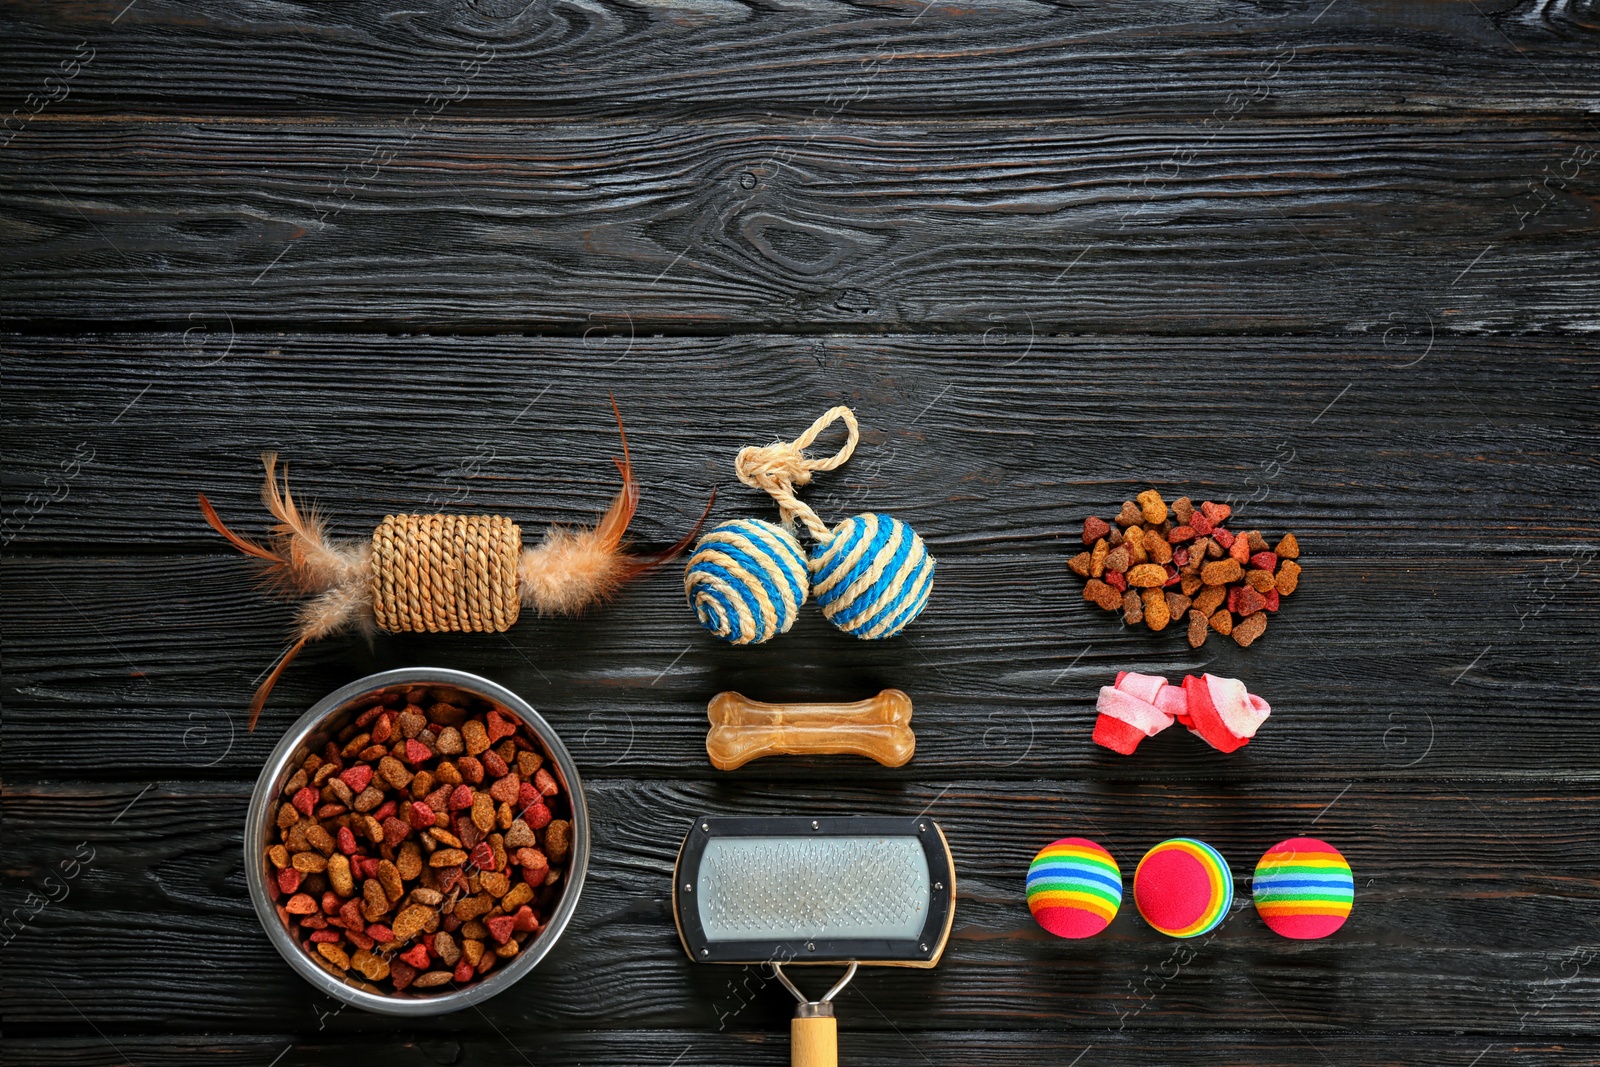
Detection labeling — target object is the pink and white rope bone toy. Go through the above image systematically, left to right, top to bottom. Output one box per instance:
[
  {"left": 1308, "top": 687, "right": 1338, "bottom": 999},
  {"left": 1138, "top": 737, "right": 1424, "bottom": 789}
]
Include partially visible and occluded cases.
[{"left": 1093, "top": 672, "right": 1271, "bottom": 755}]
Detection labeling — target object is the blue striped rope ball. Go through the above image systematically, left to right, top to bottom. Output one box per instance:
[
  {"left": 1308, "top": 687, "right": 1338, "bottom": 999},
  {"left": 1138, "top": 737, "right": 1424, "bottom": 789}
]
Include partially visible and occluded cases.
[
  {"left": 810, "top": 513, "right": 935, "bottom": 639},
  {"left": 684, "top": 519, "right": 810, "bottom": 645}
]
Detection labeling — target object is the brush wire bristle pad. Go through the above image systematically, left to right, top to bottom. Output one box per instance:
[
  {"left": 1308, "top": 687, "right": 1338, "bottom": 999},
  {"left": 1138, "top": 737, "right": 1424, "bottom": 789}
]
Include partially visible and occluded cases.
[
  {"left": 684, "top": 518, "right": 809, "bottom": 644},
  {"left": 1252, "top": 837, "right": 1354, "bottom": 939},
  {"left": 1025, "top": 838, "right": 1121, "bottom": 938},
  {"left": 1134, "top": 838, "right": 1233, "bottom": 938}
]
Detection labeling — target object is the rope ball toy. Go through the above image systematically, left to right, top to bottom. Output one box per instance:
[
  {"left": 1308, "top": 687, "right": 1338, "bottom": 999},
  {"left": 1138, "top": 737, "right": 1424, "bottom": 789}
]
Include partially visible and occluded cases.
[
  {"left": 198, "top": 399, "right": 708, "bottom": 728},
  {"left": 683, "top": 406, "right": 936, "bottom": 644}
]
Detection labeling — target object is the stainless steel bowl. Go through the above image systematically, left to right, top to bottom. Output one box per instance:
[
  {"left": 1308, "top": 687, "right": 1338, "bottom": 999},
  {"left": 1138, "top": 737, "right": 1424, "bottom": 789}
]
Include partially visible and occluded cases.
[{"left": 244, "top": 667, "right": 589, "bottom": 1015}]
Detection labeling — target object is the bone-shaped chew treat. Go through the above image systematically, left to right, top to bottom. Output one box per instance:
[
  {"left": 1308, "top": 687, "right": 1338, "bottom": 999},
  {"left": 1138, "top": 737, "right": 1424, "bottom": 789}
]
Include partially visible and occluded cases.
[{"left": 705, "top": 689, "right": 915, "bottom": 770}]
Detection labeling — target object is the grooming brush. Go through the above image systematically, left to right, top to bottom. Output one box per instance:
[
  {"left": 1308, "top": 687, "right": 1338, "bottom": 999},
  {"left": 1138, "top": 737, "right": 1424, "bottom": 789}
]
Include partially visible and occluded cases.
[{"left": 674, "top": 816, "right": 955, "bottom": 1067}]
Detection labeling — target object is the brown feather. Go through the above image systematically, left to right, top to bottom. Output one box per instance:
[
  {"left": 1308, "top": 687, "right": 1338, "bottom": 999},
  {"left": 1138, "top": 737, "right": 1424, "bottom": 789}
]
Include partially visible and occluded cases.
[
  {"left": 259, "top": 452, "right": 350, "bottom": 593},
  {"left": 198, "top": 492, "right": 284, "bottom": 565},
  {"left": 249, "top": 635, "right": 310, "bottom": 730}
]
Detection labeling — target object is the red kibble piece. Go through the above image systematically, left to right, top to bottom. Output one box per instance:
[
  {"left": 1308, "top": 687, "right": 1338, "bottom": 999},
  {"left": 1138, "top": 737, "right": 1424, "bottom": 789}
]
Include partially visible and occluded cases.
[
  {"left": 1200, "top": 500, "right": 1232, "bottom": 525},
  {"left": 1189, "top": 513, "right": 1214, "bottom": 536},
  {"left": 1082, "top": 516, "right": 1112, "bottom": 544},
  {"left": 1168, "top": 526, "right": 1194, "bottom": 543},
  {"left": 1212, "top": 527, "right": 1235, "bottom": 549},
  {"left": 1230, "top": 535, "right": 1251, "bottom": 565},
  {"left": 1173, "top": 547, "right": 1189, "bottom": 567},
  {"left": 1251, "top": 551, "right": 1278, "bottom": 572},
  {"left": 1163, "top": 566, "right": 1181, "bottom": 587},
  {"left": 1104, "top": 570, "right": 1126, "bottom": 592},
  {"left": 1227, "top": 586, "right": 1243, "bottom": 614},
  {"left": 1236, "top": 586, "right": 1267, "bottom": 616},
  {"left": 1263, "top": 589, "right": 1280, "bottom": 612},
  {"left": 355, "top": 704, "right": 383, "bottom": 728},
  {"left": 486, "top": 710, "right": 517, "bottom": 743},
  {"left": 371, "top": 712, "right": 393, "bottom": 744},
  {"left": 404, "top": 738, "right": 432, "bottom": 765},
  {"left": 482, "top": 749, "right": 509, "bottom": 778},
  {"left": 338, "top": 764, "right": 373, "bottom": 793},
  {"left": 534, "top": 768, "right": 559, "bottom": 797},
  {"left": 516, "top": 781, "right": 541, "bottom": 810},
  {"left": 448, "top": 784, "right": 475, "bottom": 811},
  {"left": 292, "top": 787, "right": 319, "bottom": 817},
  {"left": 373, "top": 799, "right": 398, "bottom": 823},
  {"left": 407, "top": 801, "right": 436, "bottom": 829},
  {"left": 315, "top": 802, "right": 347, "bottom": 819},
  {"left": 522, "top": 802, "right": 552, "bottom": 829},
  {"left": 382, "top": 816, "right": 411, "bottom": 844},
  {"left": 453, "top": 816, "right": 480, "bottom": 848},
  {"left": 337, "top": 826, "right": 358, "bottom": 855},
  {"left": 470, "top": 841, "right": 495, "bottom": 871},
  {"left": 357, "top": 856, "right": 382, "bottom": 879},
  {"left": 437, "top": 865, "right": 468, "bottom": 894},
  {"left": 276, "top": 867, "right": 302, "bottom": 895},
  {"left": 268, "top": 878, "right": 282, "bottom": 902},
  {"left": 321, "top": 891, "right": 343, "bottom": 915},
  {"left": 511, "top": 904, "right": 539, "bottom": 933},
  {"left": 299, "top": 912, "right": 328, "bottom": 930},
  {"left": 443, "top": 914, "right": 462, "bottom": 933},
  {"left": 486, "top": 914, "right": 516, "bottom": 944},
  {"left": 366, "top": 923, "right": 393, "bottom": 942},
  {"left": 347, "top": 928, "right": 376, "bottom": 951},
  {"left": 310, "top": 929, "right": 342, "bottom": 943},
  {"left": 400, "top": 944, "right": 431, "bottom": 968},
  {"left": 454, "top": 959, "right": 475, "bottom": 983},
  {"left": 391, "top": 960, "right": 417, "bottom": 991}
]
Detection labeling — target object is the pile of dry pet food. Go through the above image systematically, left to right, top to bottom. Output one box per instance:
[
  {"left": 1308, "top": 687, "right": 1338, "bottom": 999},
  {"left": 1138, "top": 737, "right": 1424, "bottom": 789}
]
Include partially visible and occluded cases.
[{"left": 1069, "top": 490, "right": 1302, "bottom": 648}]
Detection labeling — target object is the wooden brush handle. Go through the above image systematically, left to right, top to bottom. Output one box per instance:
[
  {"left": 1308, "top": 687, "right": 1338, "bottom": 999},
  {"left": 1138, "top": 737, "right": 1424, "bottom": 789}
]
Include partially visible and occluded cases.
[
  {"left": 706, "top": 689, "right": 915, "bottom": 770},
  {"left": 791, "top": 1016, "right": 838, "bottom": 1067}
]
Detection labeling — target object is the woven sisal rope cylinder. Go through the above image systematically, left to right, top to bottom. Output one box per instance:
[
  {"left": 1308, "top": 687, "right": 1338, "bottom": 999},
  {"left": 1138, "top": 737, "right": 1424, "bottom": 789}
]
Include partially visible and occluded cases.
[{"left": 370, "top": 513, "right": 523, "bottom": 633}]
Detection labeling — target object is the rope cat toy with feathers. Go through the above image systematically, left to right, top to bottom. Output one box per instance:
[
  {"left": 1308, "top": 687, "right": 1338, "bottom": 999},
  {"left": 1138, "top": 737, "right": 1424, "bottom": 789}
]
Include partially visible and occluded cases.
[{"left": 199, "top": 400, "right": 708, "bottom": 728}]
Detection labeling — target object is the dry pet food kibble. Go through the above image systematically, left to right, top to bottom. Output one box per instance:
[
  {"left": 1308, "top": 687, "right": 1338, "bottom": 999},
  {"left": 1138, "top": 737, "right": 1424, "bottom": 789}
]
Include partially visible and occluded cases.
[
  {"left": 1071, "top": 491, "right": 1303, "bottom": 649},
  {"left": 265, "top": 690, "right": 572, "bottom": 995}
]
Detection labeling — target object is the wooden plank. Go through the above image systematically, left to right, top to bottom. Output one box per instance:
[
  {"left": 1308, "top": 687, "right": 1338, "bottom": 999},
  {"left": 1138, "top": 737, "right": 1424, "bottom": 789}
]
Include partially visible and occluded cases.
[
  {"left": 2, "top": 0, "right": 1597, "bottom": 116},
  {"left": 3, "top": 120, "right": 1599, "bottom": 329},
  {"left": 4, "top": 334, "right": 1596, "bottom": 548},
  {"left": 4, "top": 550, "right": 1598, "bottom": 779},
  {"left": 3, "top": 780, "right": 1597, "bottom": 1033},
  {"left": 8, "top": 1031, "right": 1600, "bottom": 1067},
  {"left": 12, "top": 1036, "right": 1600, "bottom": 1067}
]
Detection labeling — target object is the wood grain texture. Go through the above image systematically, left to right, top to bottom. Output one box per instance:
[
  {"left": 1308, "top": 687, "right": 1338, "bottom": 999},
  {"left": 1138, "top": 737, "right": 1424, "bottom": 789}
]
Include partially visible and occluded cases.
[
  {"left": 1, "top": 0, "right": 1597, "bottom": 116},
  {"left": 3, "top": 119, "right": 1599, "bottom": 330},
  {"left": 3, "top": 781, "right": 1597, "bottom": 1033}
]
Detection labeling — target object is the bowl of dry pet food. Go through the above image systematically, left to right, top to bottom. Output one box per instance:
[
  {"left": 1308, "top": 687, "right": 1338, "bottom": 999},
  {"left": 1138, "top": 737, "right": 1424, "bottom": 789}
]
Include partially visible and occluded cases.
[{"left": 244, "top": 667, "right": 588, "bottom": 1014}]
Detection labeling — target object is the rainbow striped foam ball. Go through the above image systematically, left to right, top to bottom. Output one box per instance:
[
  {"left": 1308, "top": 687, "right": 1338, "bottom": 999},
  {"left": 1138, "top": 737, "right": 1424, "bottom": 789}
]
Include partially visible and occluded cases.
[
  {"left": 810, "top": 513, "right": 935, "bottom": 640},
  {"left": 684, "top": 519, "right": 810, "bottom": 645},
  {"left": 1026, "top": 837, "right": 1122, "bottom": 939},
  {"left": 1253, "top": 837, "right": 1354, "bottom": 939},
  {"left": 1134, "top": 838, "right": 1234, "bottom": 938}
]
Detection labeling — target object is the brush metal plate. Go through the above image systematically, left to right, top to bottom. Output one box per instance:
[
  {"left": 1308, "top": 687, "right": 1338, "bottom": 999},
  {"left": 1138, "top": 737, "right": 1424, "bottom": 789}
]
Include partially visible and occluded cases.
[{"left": 674, "top": 816, "right": 955, "bottom": 966}]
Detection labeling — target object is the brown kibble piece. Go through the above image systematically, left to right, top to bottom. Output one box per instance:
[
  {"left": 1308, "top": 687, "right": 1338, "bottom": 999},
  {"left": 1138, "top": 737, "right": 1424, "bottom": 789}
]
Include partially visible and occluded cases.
[
  {"left": 1137, "top": 489, "right": 1168, "bottom": 525},
  {"left": 1171, "top": 497, "right": 1194, "bottom": 524},
  {"left": 1115, "top": 501, "right": 1143, "bottom": 527},
  {"left": 1141, "top": 529, "right": 1172, "bottom": 565},
  {"left": 1246, "top": 529, "right": 1269, "bottom": 553},
  {"left": 1275, "top": 533, "right": 1300, "bottom": 559},
  {"left": 1089, "top": 538, "right": 1109, "bottom": 578},
  {"left": 1206, "top": 539, "right": 1224, "bottom": 559},
  {"left": 1105, "top": 545, "right": 1131, "bottom": 574},
  {"left": 1068, "top": 551, "right": 1092, "bottom": 577},
  {"left": 1202, "top": 559, "right": 1243, "bottom": 586},
  {"left": 1277, "top": 559, "right": 1302, "bottom": 596},
  {"left": 1126, "top": 563, "right": 1167, "bottom": 589},
  {"left": 1245, "top": 568, "right": 1276, "bottom": 593},
  {"left": 1180, "top": 574, "right": 1202, "bottom": 596},
  {"left": 1083, "top": 578, "right": 1122, "bottom": 611},
  {"left": 1194, "top": 584, "right": 1227, "bottom": 617},
  {"left": 1142, "top": 588, "right": 1170, "bottom": 632},
  {"left": 1122, "top": 589, "right": 1143, "bottom": 625},
  {"left": 1165, "top": 592, "right": 1191, "bottom": 619},
  {"left": 1187, "top": 609, "right": 1209, "bottom": 649},
  {"left": 1209, "top": 609, "right": 1233, "bottom": 635},
  {"left": 1233, "top": 611, "right": 1268, "bottom": 647},
  {"left": 463, "top": 720, "right": 491, "bottom": 756},
  {"left": 434, "top": 727, "right": 464, "bottom": 756},
  {"left": 515, "top": 750, "right": 544, "bottom": 777},
  {"left": 471, "top": 792, "right": 496, "bottom": 833},
  {"left": 544, "top": 820, "right": 572, "bottom": 863},
  {"left": 306, "top": 824, "right": 335, "bottom": 856},
  {"left": 397, "top": 841, "right": 423, "bottom": 880},
  {"left": 268, "top": 844, "right": 289, "bottom": 869},
  {"left": 430, "top": 848, "right": 469, "bottom": 867},
  {"left": 292, "top": 851, "right": 328, "bottom": 874},
  {"left": 327, "top": 854, "right": 354, "bottom": 896},
  {"left": 378, "top": 859, "right": 405, "bottom": 902},
  {"left": 363, "top": 877, "right": 390, "bottom": 919},
  {"left": 392, "top": 904, "right": 434, "bottom": 943},
  {"left": 434, "top": 931, "right": 462, "bottom": 966},
  {"left": 463, "top": 939, "right": 486, "bottom": 966},
  {"left": 317, "top": 942, "right": 351, "bottom": 970},
  {"left": 352, "top": 949, "right": 390, "bottom": 981},
  {"left": 413, "top": 970, "right": 454, "bottom": 989}
]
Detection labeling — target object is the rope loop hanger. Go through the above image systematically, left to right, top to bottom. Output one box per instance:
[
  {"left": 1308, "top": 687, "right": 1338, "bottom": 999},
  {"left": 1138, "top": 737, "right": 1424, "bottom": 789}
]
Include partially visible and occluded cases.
[{"left": 733, "top": 406, "right": 858, "bottom": 545}]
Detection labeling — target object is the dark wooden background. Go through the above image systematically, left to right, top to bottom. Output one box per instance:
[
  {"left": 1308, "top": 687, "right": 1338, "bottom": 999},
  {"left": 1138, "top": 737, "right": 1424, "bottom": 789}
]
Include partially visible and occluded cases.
[{"left": 3, "top": 0, "right": 1599, "bottom": 1063}]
